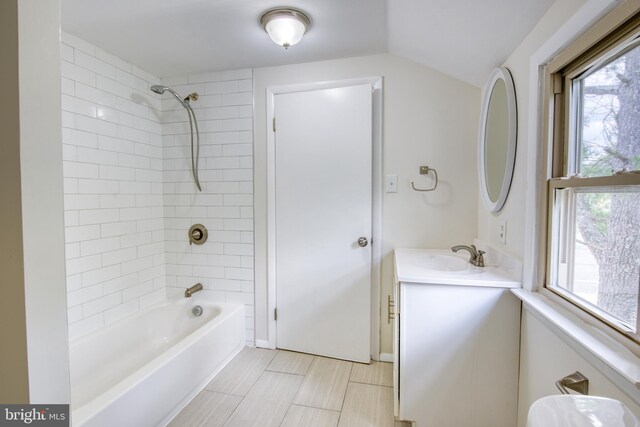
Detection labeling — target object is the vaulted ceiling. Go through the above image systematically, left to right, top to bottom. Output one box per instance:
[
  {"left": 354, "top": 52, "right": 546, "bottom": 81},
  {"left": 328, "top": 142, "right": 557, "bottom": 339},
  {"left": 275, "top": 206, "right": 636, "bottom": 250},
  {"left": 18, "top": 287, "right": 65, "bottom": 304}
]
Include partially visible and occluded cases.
[{"left": 62, "top": 0, "right": 554, "bottom": 87}]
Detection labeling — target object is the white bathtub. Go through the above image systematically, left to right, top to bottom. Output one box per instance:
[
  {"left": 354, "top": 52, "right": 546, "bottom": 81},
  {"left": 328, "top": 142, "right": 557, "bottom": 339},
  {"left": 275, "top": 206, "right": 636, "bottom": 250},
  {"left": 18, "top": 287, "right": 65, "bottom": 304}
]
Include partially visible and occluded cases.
[{"left": 69, "top": 298, "right": 244, "bottom": 427}]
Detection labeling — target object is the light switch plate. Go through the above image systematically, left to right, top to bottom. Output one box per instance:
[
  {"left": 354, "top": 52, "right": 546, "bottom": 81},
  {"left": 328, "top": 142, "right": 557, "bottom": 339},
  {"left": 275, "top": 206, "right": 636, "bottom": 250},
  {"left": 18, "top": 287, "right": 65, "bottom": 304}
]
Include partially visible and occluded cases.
[{"left": 385, "top": 174, "right": 398, "bottom": 193}]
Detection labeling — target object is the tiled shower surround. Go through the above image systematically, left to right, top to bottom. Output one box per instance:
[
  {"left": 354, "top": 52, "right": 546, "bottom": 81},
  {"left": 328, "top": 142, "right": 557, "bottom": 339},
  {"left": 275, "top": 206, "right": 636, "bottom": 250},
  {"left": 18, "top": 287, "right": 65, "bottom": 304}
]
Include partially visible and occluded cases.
[
  {"left": 60, "top": 33, "right": 254, "bottom": 343},
  {"left": 161, "top": 71, "right": 255, "bottom": 344}
]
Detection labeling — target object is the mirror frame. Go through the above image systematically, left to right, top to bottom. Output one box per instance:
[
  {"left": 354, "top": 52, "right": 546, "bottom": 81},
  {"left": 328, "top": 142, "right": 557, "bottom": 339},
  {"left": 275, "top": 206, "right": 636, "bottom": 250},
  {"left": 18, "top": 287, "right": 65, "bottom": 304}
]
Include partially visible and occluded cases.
[{"left": 478, "top": 67, "right": 517, "bottom": 213}]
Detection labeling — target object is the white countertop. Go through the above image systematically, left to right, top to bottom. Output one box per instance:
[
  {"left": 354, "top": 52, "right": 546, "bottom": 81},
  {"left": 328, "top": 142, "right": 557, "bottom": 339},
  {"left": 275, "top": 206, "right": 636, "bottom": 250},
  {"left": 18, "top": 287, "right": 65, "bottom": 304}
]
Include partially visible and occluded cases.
[{"left": 394, "top": 248, "right": 521, "bottom": 288}]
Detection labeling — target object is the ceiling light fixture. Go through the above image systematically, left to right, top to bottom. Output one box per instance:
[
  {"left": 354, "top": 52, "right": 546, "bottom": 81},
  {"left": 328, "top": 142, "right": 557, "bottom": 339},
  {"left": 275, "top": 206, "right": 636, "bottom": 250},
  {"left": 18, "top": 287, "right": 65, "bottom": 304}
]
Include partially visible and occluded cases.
[{"left": 260, "top": 7, "right": 311, "bottom": 49}]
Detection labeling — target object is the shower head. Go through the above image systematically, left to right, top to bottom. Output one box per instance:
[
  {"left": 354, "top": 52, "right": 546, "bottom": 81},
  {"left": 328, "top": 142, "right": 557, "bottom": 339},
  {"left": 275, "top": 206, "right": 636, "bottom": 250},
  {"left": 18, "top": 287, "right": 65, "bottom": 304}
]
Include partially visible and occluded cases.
[
  {"left": 150, "top": 84, "right": 189, "bottom": 107},
  {"left": 150, "top": 85, "right": 168, "bottom": 95}
]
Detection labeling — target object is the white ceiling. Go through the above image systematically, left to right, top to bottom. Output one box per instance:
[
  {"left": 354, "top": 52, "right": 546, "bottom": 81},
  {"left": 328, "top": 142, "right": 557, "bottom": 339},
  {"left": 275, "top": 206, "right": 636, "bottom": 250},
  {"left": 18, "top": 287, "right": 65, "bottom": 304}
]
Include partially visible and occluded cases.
[
  {"left": 61, "top": 0, "right": 554, "bottom": 87},
  {"left": 388, "top": 0, "right": 555, "bottom": 86}
]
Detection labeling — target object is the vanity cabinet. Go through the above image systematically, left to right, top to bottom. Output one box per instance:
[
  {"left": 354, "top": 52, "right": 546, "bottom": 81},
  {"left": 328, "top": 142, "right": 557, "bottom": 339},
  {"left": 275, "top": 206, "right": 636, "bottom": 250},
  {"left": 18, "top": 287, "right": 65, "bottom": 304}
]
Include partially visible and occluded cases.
[{"left": 393, "top": 249, "right": 521, "bottom": 427}]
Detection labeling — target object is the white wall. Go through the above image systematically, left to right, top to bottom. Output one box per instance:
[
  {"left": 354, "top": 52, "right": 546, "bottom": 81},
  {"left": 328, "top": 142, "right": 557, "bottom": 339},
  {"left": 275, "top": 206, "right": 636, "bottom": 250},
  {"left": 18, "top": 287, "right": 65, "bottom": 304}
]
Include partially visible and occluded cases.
[
  {"left": 0, "top": 0, "right": 74, "bottom": 403},
  {"left": 20, "top": 0, "right": 71, "bottom": 403},
  {"left": 477, "top": 0, "right": 586, "bottom": 258},
  {"left": 478, "top": 0, "right": 640, "bottom": 422},
  {"left": 61, "top": 34, "right": 167, "bottom": 340},
  {"left": 253, "top": 53, "right": 480, "bottom": 354},
  {"left": 161, "top": 70, "right": 255, "bottom": 345},
  {"left": 518, "top": 309, "right": 640, "bottom": 426}
]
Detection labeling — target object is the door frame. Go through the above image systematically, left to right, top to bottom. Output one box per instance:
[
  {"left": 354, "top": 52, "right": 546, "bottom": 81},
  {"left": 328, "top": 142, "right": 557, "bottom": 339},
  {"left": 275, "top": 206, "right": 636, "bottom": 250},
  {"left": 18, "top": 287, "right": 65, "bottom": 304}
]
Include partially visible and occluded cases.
[{"left": 265, "top": 77, "right": 383, "bottom": 360}]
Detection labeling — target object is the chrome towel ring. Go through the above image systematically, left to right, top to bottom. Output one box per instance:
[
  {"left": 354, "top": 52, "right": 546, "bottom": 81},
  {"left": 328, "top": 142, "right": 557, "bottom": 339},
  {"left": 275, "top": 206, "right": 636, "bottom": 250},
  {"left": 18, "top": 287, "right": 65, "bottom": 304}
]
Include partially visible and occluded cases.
[{"left": 411, "top": 165, "right": 438, "bottom": 192}]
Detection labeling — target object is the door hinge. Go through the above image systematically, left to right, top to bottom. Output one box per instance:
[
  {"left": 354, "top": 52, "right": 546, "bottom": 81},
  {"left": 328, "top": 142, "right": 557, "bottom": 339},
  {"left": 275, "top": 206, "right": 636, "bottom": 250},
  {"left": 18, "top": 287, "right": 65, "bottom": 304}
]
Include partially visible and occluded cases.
[
  {"left": 272, "top": 117, "right": 276, "bottom": 132},
  {"left": 274, "top": 307, "right": 278, "bottom": 321}
]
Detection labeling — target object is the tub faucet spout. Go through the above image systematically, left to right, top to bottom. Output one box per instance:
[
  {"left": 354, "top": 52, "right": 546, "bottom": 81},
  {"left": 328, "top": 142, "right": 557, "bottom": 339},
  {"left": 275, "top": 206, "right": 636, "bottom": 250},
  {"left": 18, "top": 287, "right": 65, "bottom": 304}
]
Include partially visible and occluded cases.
[
  {"left": 451, "top": 244, "right": 485, "bottom": 267},
  {"left": 185, "top": 283, "right": 203, "bottom": 298}
]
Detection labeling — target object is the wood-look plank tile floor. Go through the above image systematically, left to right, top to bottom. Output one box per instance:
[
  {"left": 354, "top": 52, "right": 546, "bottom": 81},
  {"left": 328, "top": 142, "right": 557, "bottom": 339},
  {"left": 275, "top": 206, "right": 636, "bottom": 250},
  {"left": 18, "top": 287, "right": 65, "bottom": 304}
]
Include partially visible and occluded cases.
[{"left": 169, "top": 347, "right": 412, "bottom": 427}]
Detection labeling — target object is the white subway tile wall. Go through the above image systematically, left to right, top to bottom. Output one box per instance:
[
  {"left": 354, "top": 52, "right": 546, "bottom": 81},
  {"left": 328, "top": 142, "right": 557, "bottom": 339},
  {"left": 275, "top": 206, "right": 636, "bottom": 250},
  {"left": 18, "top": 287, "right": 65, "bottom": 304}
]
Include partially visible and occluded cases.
[
  {"left": 61, "top": 33, "right": 166, "bottom": 340},
  {"left": 60, "top": 34, "right": 255, "bottom": 344},
  {"left": 161, "top": 69, "right": 255, "bottom": 345}
]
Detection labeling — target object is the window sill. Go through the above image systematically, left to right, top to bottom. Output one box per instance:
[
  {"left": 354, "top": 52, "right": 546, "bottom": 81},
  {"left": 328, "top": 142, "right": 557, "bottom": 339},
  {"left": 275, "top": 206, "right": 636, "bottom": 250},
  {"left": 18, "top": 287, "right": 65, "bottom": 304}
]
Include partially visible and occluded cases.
[{"left": 512, "top": 288, "right": 640, "bottom": 403}]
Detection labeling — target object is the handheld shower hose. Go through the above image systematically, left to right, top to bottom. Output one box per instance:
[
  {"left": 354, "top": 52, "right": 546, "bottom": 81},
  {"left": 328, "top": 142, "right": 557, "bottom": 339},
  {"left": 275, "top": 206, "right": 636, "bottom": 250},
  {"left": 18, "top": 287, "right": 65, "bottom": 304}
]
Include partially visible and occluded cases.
[{"left": 151, "top": 85, "right": 202, "bottom": 191}]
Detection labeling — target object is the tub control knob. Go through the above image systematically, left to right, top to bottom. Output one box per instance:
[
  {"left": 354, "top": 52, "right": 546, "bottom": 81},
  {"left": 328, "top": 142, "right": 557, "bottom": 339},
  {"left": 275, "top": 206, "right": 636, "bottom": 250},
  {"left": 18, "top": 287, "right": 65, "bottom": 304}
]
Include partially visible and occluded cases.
[{"left": 188, "top": 224, "right": 208, "bottom": 245}]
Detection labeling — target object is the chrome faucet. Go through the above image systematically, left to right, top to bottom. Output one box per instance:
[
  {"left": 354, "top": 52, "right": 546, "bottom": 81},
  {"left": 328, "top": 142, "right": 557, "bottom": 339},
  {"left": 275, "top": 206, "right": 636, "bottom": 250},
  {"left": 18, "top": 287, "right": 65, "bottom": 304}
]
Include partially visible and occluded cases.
[
  {"left": 451, "top": 244, "right": 485, "bottom": 267},
  {"left": 185, "top": 283, "right": 203, "bottom": 298}
]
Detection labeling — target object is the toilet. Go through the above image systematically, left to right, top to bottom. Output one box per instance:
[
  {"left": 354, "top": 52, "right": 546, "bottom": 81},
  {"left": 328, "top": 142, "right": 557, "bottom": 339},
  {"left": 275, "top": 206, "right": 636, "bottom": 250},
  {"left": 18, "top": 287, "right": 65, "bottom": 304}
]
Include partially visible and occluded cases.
[{"left": 527, "top": 395, "right": 640, "bottom": 427}]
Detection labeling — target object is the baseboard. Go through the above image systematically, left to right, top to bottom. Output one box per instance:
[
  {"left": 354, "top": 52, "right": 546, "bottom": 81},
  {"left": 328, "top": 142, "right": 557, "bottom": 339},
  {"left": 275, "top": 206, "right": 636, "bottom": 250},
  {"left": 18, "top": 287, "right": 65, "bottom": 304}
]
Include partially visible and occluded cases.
[
  {"left": 255, "top": 339, "right": 272, "bottom": 349},
  {"left": 256, "top": 339, "right": 389, "bottom": 361},
  {"left": 379, "top": 352, "right": 393, "bottom": 362}
]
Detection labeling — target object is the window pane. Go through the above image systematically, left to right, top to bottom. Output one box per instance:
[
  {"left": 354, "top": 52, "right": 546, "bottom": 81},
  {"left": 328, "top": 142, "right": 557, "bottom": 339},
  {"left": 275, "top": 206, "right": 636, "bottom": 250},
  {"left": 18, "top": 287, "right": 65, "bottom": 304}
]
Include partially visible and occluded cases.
[
  {"left": 576, "top": 41, "right": 640, "bottom": 176},
  {"left": 552, "top": 187, "right": 640, "bottom": 329}
]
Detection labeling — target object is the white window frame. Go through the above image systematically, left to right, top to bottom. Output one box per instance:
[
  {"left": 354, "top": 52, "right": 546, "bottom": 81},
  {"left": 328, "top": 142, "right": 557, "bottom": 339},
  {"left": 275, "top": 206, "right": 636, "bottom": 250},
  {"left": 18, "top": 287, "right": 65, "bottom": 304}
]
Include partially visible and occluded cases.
[{"left": 544, "top": 11, "right": 640, "bottom": 343}]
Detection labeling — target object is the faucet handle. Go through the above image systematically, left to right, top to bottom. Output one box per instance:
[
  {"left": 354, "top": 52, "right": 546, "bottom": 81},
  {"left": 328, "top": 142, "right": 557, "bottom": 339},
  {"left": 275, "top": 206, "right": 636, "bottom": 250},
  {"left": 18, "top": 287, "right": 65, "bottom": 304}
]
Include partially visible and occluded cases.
[{"left": 476, "top": 250, "right": 485, "bottom": 267}]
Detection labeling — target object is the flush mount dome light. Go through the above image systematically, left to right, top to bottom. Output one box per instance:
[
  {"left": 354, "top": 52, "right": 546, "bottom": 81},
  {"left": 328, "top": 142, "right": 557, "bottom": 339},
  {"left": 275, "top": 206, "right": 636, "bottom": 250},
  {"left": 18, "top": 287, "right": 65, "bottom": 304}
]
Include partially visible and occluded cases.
[{"left": 260, "top": 7, "right": 311, "bottom": 49}]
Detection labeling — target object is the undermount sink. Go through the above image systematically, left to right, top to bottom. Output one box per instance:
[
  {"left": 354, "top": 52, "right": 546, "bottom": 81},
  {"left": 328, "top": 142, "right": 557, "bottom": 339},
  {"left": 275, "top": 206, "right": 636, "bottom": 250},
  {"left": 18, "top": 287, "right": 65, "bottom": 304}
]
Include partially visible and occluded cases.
[
  {"left": 394, "top": 248, "right": 520, "bottom": 288},
  {"left": 412, "top": 253, "right": 472, "bottom": 272}
]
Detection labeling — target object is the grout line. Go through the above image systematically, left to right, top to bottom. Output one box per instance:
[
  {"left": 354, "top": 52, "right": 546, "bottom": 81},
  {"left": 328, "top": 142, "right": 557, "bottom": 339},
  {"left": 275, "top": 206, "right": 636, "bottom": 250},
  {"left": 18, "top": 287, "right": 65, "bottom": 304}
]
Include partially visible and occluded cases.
[
  {"left": 221, "top": 348, "right": 271, "bottom": 426},
  {"left": 222, "top": 349, "right": 288, "bottom": 427},
  {"left": 291, "top": 355, "right": 315, "bottom": 404},
  {"left": 335, "top": 362, "right": 355, "bottom": 419},
  {"left": 265, "top": 367, "right": 311, "bottom": 376},
  {"left": 242, "top": 369, "right": 268, "bottom": 399},
  {"left": 261, "top": 370, "right": 306, "bottom": 379},
  {"left": 348, "top": 380, "right": 394, "bottom": 388},
  {"left": 213, "top": 390, "right": 246, "bottom": 398},
  {"left": 221, "top": 393, "right": 244, "bottom": 427},
  {"left": 285, "top": 402, "right": 340, "bottom": 413},
  {"left": 277, "top": 403, "right": 293, "bottom": 427},
  {"left": 335, "top": 404, "right": 345, "bottom": 425}
]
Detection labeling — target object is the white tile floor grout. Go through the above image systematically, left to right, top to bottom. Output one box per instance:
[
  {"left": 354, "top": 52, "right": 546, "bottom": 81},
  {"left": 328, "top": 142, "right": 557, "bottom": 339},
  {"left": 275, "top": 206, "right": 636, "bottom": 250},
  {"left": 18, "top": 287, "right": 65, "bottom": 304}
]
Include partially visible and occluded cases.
[{"left": 169, "top": 347, "right": 410, "bottom": 427}]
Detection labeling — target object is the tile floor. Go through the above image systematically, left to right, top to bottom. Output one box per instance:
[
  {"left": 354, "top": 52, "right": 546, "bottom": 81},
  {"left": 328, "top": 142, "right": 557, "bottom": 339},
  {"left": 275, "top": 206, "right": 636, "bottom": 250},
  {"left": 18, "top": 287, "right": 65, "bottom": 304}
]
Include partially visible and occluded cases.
[{"left": 169, "top": 347, "right": 411, "bottom": 427}]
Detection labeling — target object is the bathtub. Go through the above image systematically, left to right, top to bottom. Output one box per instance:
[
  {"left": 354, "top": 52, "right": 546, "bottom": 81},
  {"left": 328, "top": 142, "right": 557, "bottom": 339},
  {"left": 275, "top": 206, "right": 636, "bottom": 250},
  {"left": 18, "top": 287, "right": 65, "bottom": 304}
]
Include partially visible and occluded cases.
[{"left": 69, "top": 298, "right": 245, "bottom": 427}]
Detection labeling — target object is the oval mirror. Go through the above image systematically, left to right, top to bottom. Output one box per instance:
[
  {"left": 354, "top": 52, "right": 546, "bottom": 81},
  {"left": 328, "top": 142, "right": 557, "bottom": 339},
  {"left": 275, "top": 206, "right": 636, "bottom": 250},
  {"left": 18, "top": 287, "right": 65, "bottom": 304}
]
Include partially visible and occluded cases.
[{"left": 478, "top": 67, "right": 517, "bottom": 213}]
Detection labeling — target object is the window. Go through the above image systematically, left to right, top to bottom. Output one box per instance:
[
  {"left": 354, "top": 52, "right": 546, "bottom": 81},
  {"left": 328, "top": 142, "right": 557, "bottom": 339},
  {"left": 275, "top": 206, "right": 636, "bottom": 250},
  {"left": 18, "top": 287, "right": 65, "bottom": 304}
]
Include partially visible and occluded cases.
[{"left": 547, "top": 15, "right": 640, "bottom": 340}]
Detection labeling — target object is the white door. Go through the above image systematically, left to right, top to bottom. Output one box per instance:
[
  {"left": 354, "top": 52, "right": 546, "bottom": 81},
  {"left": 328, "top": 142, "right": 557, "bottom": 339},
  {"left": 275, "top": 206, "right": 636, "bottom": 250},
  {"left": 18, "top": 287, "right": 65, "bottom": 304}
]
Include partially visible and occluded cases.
[{"left": 274, "top": 84, "right": 372, "bottom": 363}]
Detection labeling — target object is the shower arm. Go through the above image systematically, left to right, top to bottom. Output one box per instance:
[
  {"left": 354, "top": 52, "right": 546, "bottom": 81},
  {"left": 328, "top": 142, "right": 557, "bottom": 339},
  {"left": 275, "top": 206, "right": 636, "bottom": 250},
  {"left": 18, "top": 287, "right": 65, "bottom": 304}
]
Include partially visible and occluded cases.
[{"left": 165, "top": 87, "right": 190, "bottom": 108}]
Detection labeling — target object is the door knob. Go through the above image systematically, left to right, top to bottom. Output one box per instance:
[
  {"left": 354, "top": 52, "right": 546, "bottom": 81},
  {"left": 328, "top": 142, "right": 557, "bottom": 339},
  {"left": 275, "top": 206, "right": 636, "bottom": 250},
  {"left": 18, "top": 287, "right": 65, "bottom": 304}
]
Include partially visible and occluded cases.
[{"left": 357, "top": 237, "right": 368, "bottom": 247}]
